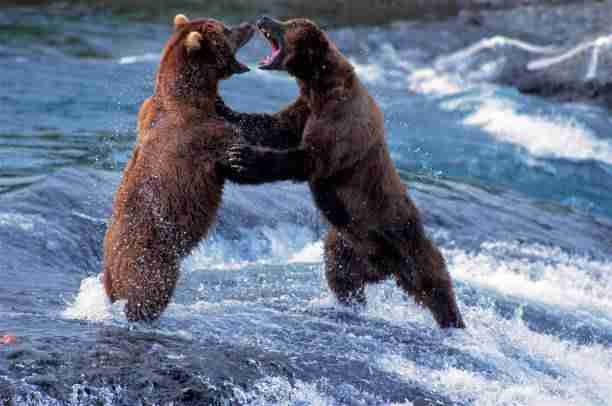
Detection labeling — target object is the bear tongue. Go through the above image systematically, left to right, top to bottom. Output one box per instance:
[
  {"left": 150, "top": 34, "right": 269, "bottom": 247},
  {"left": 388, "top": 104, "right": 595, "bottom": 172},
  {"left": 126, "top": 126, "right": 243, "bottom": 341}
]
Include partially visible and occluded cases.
[{"left": 260, "top": 48, "right": 281, "bottom": 66}]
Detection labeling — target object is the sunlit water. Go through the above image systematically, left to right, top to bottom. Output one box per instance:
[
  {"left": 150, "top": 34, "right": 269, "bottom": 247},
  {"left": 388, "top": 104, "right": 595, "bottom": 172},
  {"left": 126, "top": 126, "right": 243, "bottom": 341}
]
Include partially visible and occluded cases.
[{"left": 1, "top": 8, "right": 611, "bottom": 406}]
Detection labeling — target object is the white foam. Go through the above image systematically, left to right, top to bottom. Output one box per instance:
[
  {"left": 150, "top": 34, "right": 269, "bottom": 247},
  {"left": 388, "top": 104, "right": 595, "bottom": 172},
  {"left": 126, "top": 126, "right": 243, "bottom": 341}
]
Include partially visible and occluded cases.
[
  {"left": 406, "top": 38, "right": 612, "bottom": 166},
  {"left": 349, "top": 50, "right": 410, "bottom": 89},
  {"left": 117, "top": 53, "right": 159, "bottom": 65},
  {"left": 350, "top": 59, "right": 385, "bottom": 83},
  {"left": 408, "top": 68, "right": 463, "bottom": 96},
  {"left": 416, "top": 75, "right": 612, "bottom": 166},
  {"left": 463, "top": 99, "right": 612, "bottom": 165},
  {"left": 71, "top": 210, "right": 106, "bottom": 224},
  {"left": 0, "top": 212, "right": 42, "bottom": 232},
  {"left": 63, "top": 223, "right": 320, "bottom": 322},
  {"left": 184, "top": 223, "right": 319, "bottom": 271},
  {"left": 60, "top": 236, "right": 612, "bottom": 406},
  {"left": 314, "top": 238, "right": 612, "bottom": 328},
  {"left": 319, "top": 239, "right": 612, "bottom": 406},
  {"left": 288, "top": 241, "right": 324, "bottom": 264},
  {"left": 445, "top": 241, "right": 612, "bottom": 319},
  {"left": 62, "top": 275, "right": 113, "bottom": 322},
  {"left": 306, "top": 278, "right": 437, "bottom": 328},
  {"left": 362, "top": 282, "right": 436, "bottom": 327},
  {"left": 305, "top": 294, "right": 338, "bottom": 311},
  {"left": 167, "top": 299, "right": 246, "bottom": 320},
  {"left": 380, "top": 305, "right": 612, "bottom": 406},
  {"left": 235, "top": 376, "right": 334, "bottom": 406},
  {"left": 235, "top": 376, "right": 410, "bottom": 406},
  {"left": 13, "top": 382, "right": 127, "bottom": 406}
]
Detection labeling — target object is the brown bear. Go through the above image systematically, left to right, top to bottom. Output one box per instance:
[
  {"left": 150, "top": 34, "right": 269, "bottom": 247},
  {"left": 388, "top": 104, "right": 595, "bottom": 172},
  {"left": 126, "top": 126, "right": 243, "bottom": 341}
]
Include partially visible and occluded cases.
[
  {"left": 102, "top": 15, "right": 296, "bottom": 322},
  {"left": 225, "top": 17, "right": 465, "bottom": 328}
]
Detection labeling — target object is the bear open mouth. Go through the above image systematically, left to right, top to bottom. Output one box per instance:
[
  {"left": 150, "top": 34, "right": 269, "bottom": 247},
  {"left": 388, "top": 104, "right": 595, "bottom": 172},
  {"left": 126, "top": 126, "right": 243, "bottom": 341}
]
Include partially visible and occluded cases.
[{"left": 258, "top": 27, "right": 282, "bottom": 68}]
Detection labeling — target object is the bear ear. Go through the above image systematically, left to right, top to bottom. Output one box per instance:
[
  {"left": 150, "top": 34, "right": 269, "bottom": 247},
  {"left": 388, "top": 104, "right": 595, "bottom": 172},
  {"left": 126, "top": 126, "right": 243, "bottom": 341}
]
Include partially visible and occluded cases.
[
  {"left": 174, "top": 14, "right": 189, "bottom": 30},
  {"left": 185, "top": 31, "right": 203, "bottom": 52}
]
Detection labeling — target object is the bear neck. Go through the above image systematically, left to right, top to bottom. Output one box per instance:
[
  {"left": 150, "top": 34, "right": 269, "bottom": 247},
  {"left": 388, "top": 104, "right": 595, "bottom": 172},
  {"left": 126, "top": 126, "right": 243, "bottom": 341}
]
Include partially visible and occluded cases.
[
  {"left": 154, "top": 46, "right": 219, "bottom": 113},
  {"left": 298, "top": 49, "right": 356, "bottom": 113},
  {"left": 155, "top": 72, "right": 219, "bottom": 112}
]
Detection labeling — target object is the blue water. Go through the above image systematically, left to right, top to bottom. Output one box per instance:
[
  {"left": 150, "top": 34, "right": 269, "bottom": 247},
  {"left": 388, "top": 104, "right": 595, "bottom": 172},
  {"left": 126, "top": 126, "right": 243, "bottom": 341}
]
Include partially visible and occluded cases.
[{"left": 1, "top": 7, "right": 611, "bottom": 406}]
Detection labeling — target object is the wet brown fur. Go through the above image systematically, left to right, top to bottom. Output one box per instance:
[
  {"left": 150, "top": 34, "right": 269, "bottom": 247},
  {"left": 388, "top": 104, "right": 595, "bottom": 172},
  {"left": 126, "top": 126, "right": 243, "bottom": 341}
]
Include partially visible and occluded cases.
[
  {"left": 103, "top": 17, "right": 255, "bottom": 322},
  {"left": 226, "top": 18, "right": 465, "bottom": 328}
]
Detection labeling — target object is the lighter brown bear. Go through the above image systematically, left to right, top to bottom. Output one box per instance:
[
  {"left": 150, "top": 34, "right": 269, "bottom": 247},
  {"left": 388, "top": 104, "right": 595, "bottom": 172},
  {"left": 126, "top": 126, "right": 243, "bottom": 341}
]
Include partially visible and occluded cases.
[
  {"left": 103, "top": 15, "right": 266, "bottom": 321},
  {"left": 224, "top": 17, "right": 465, "bottom": 328}
]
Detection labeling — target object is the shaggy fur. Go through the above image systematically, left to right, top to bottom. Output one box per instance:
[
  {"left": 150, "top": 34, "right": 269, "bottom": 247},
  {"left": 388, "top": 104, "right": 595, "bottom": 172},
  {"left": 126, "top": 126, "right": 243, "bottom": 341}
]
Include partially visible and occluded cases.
[
  {"left": 103, "top": 15, "right": 295, "bottom": 321},
  {"left": 224, "top": 17, "right": 465, "bottom": 328}
]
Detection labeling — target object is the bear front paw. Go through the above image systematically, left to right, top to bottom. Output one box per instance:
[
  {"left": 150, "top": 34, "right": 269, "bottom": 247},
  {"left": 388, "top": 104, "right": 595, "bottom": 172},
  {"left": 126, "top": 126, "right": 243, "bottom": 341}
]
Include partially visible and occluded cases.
[{"left": 227, "top": 143, "right": 259, "bottom": 174}]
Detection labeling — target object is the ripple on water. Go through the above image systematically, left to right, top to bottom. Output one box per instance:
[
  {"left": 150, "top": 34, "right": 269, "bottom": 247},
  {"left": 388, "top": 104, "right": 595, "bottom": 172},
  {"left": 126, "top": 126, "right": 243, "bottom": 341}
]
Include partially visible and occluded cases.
[{"left": 56, "top": 230, "right": 612, "bottom": 405}]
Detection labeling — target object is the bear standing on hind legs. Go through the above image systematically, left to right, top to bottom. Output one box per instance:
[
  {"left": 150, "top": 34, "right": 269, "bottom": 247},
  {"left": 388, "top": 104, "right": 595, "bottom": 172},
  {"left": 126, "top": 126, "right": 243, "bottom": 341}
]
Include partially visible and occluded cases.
[
  {"left": 103, "top": 15, "right": 302, "bottom": 322},
  {"left": 226, "top": 17, "right": 465, "bottom": 328}
]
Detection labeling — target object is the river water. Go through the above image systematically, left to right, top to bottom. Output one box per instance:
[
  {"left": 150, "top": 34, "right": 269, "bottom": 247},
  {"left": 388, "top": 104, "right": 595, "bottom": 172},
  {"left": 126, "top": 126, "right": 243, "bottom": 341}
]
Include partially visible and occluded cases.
[{"left": 1, "top": 6, "right": 611, "bottom": 406}]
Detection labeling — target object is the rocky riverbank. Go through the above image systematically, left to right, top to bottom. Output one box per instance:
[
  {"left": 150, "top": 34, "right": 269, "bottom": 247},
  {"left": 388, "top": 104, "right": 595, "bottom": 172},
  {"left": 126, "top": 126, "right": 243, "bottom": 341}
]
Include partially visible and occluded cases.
[
  {"left": 0, "top": 0, "right": 593, "bottom": 25},
  {"left": 1, "top": 0, "right": 610, "bottom": 107},
  {"left": 433, "top": 1, "right": 612, "bottom": 110}
]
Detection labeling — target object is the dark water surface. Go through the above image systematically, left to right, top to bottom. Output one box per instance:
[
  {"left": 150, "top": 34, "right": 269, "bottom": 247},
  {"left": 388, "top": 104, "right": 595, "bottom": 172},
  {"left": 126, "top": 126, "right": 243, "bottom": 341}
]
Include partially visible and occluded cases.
[{"left": 1, "top": 5, "right": 611, "bottom": 406}]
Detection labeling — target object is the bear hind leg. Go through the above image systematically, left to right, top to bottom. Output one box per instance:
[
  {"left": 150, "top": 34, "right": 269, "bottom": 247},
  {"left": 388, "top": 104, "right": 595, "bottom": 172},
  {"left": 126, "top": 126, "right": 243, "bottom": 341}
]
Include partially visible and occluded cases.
[
  {"left": 374, "top": 223, "right": 465, "bottom": 329},
  {"left": 324, "top": 228, "right": 368, "bottom": 307},
  {"left": 398, "top": 241, "right": 465, "bottom": 329},
  {"left": 395, "top": 259, "right": 465, "bottom": 329},
  {"left": 124, "top": 263, "right": 179, "bottom": 322},
  {"left": 102, "top": 269, "right": 117, "bottom": 303}
]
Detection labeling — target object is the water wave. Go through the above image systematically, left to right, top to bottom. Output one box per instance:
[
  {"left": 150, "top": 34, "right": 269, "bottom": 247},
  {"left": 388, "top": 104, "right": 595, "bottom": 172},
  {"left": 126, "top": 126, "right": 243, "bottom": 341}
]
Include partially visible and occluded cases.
[
  {"left": 117, "top": 53, "right": 159, "bottom": 65},
  {"left": 407, "top": 69, "right": 612, "bottom": 166},
  {"left": 463, "top": 100, "right": 612, "bottom": 165},
  {"left": 379, "top": 307, "right": 612, "bottom": 406}
]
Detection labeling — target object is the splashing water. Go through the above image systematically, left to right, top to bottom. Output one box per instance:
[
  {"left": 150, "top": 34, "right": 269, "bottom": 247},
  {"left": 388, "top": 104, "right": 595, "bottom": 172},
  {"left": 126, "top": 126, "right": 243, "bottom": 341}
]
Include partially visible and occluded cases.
[
  {"left": 3, "top": 7, "right": 612, "bottom": 405},
  {"left": 462, "top": 100, "right": 612, "bottom": 165},
  {"left": 62, "top": 275, "right": 113, "bottom": 322}
]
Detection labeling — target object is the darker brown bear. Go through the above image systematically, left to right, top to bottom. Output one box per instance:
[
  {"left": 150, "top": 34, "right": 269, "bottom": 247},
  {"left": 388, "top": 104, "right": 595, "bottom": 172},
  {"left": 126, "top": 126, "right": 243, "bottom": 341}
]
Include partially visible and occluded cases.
[
  {"left": 103, "top": 15, "right": 286, "bottom": 322},
  {"left": 226, "top": 17, "right": 465, "bottom": 328}
]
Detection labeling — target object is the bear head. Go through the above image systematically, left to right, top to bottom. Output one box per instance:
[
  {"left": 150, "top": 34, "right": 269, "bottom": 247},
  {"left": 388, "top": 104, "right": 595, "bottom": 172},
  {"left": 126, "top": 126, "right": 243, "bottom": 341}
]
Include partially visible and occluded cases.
[
  {"left": 155, "top": 14, "right": 254, "bottom": 98},
  {"left": 255, "top": 16, "right": 333, "bottom": 81}
]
